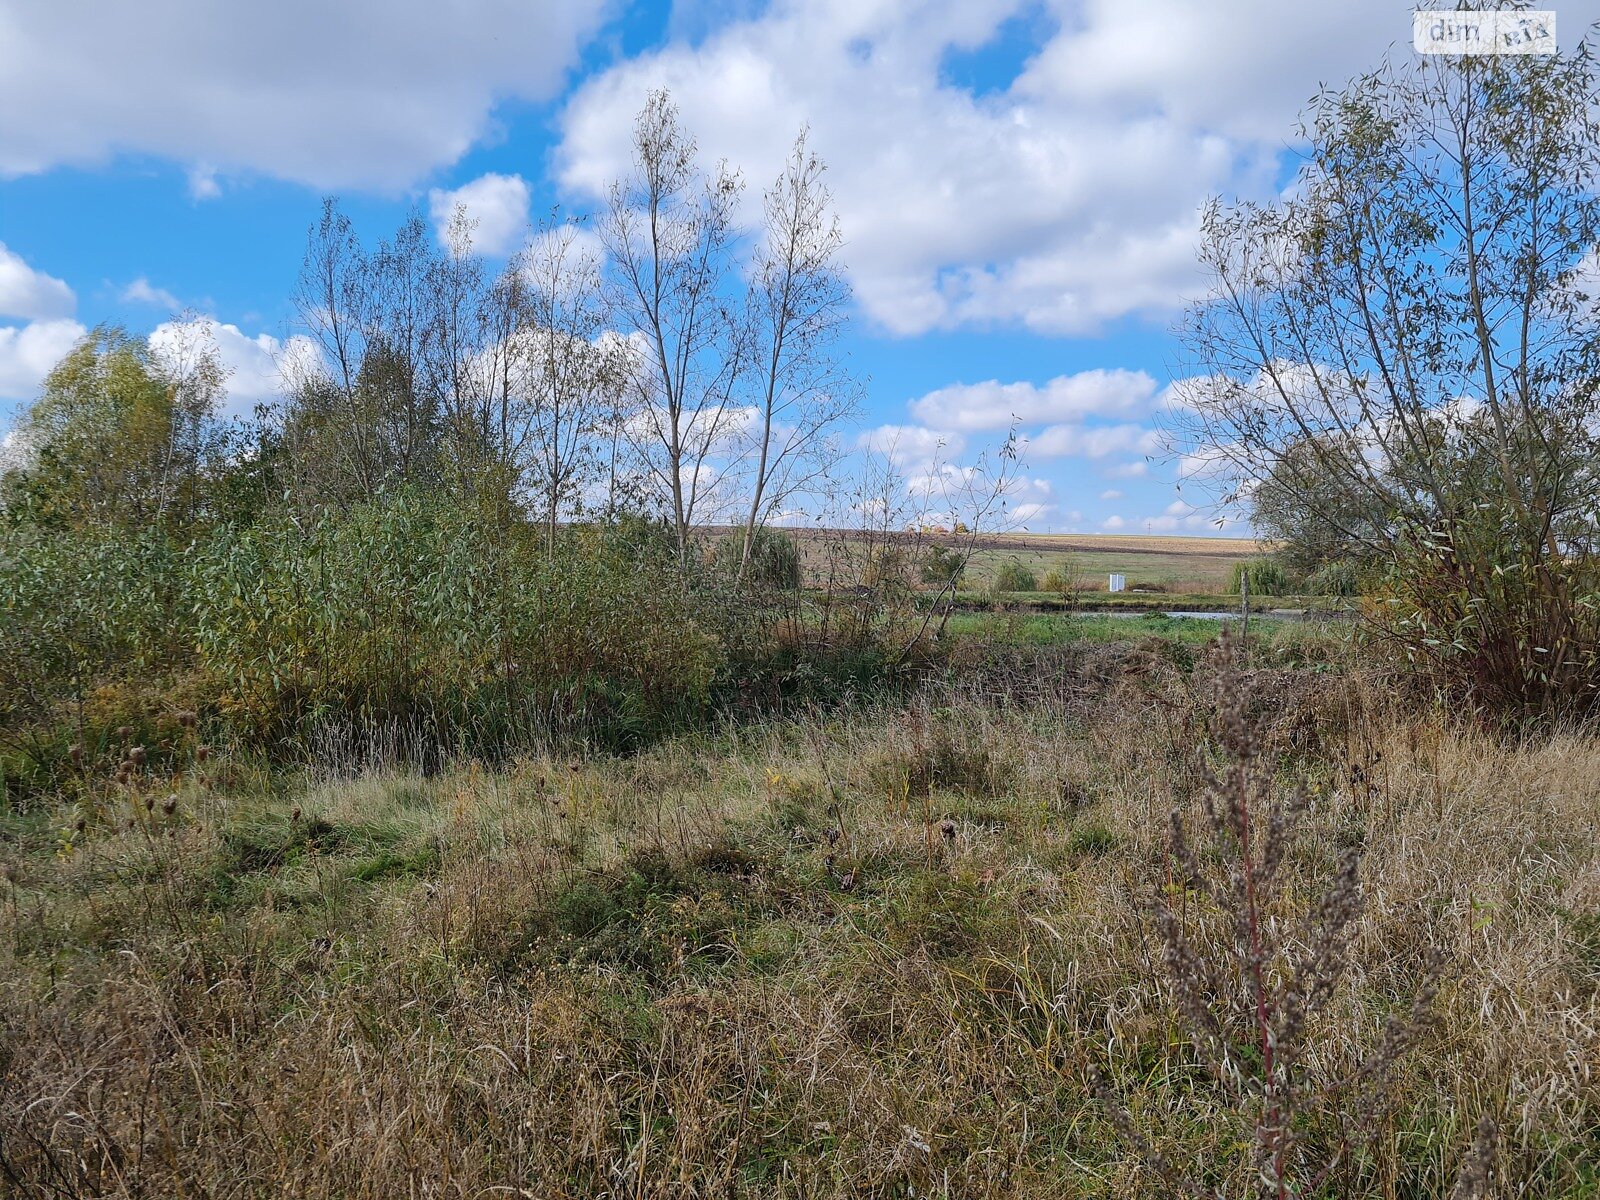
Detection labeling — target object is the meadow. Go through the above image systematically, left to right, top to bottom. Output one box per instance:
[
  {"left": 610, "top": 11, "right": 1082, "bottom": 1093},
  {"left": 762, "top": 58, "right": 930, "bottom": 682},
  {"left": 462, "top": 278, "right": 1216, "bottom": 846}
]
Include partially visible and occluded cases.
[
  {"left": 5, "top": 39, "right": 1599, "bottom": 1194},
  {"left": 3, "top": 618, "right": 1596, "bottom": 1197}
]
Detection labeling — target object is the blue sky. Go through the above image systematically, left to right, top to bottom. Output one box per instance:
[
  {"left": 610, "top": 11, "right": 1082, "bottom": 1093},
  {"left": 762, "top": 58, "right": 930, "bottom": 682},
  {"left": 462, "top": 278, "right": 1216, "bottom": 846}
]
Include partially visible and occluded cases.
[{"left": 3, "top": 0, "right": 1597, "bottom": 533}]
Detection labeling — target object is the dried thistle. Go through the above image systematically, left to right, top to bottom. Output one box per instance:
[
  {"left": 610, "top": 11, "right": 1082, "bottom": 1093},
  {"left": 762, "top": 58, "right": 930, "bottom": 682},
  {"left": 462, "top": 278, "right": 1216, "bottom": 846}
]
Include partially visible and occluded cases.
[
  {"left": 1104, "top": 629, "right": 1460, "bottom": 1198},
  {"left": 1447, "top": 1115, "right": 1499, "bottom": 1200}
]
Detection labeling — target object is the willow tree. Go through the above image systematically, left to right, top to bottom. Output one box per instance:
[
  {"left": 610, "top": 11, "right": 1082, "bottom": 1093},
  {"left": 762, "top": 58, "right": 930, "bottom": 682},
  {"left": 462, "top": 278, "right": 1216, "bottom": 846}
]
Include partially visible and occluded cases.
[
  {"left": 1172, "top": 30, "right": 1600, "bottom": 722},
  {"left": 515, "top": 219, "right": 623, "bottom": 554},
  {"left": 0, "top": 324, "right": 226, "bottom": 530}
]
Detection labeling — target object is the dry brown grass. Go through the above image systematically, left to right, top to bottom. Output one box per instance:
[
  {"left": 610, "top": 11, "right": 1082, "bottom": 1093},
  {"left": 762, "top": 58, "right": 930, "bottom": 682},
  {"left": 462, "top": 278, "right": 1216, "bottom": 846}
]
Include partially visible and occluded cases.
[{"left": 2, "top": 650, "right": 1597, "bottom": 1197}]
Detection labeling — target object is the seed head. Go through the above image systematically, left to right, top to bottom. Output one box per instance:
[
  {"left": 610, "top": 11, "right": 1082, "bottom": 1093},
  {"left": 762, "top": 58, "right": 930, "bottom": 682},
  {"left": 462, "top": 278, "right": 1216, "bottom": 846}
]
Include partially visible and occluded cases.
[
  {"left": 68, "top": 743, "right": 84, "bottom": 765},
  {"left": 129, "top": 746, "right": 147, "bottom": 766},
  {"left": 196, "top": 746, "right": 211, "bottom": 763},
  {"left": 162, "top": 796, "right": 177, "bottom": 818},
  {"left": 938, "top": 818, "right": 957, "bottom": 842}
]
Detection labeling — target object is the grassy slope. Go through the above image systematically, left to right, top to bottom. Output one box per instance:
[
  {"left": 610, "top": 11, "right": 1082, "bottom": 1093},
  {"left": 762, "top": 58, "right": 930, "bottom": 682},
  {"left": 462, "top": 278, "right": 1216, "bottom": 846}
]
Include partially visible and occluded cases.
[{"left": 3, "top": 631, "right": 1597, "bottom": 1196}]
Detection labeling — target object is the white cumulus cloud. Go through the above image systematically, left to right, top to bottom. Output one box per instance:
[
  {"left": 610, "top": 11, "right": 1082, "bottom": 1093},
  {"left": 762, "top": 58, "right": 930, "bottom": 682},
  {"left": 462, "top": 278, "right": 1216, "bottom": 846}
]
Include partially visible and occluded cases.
[
  {"left": 0, "top": 0, "right": 609, "bottom": 190},
  {"left": 553, "top": 0, "right": 1556, "bottom": 336},
  {"left": 429, "top": 173, "right": 532, "bottom": 256},
  {"left": 0, "top": 244, "right": 75, "bottom": 321},
  {"left": 121, "top": 278, "right": 183, "bottom": 309},
  {"left": 149, "top": 317, "right": 321, "bottom": 418},
  {"left": 0, "top": 318, "right": 87, "bottom": 401},
  {"left": 908, "top": 367, "right": 1159, "bottom": 432},
  {"left": 1028, "top": 421, "right": 1160, "bottom": 460},
  {"left": 857, "top": 423, "right": 965, "bottom": 472}
]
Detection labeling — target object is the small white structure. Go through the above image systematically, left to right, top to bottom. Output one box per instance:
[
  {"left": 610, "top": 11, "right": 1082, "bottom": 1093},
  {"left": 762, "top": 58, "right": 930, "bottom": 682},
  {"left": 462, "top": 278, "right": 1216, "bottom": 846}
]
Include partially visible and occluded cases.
[{"left": 1108, "top": 573, "right": 1126, "bottom": 593}]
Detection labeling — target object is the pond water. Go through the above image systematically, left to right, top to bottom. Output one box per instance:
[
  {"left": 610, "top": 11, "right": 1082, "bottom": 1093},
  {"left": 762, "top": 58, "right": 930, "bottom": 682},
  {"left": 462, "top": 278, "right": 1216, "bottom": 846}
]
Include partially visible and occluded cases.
[{"left": 1099, "top": 610, "right": 1245, "bottom": 620}]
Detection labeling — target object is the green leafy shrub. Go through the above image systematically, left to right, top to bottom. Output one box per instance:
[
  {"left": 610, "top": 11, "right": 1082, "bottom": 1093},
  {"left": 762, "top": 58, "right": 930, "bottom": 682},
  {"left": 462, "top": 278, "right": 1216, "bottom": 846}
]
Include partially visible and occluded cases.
[
  {"left": 186, "top": 493, "right": 728, "bottom": 754},
  {"left": 0, "top": 523, "right": 191, "bottom": 792},
  {"left": 1383, "top": 531, "right": 1600, "bottom": 726},
  {"left": 920, "top": 543, "right": 965, "bottom": 588},
  {"left": 1042, "top": 555, "right": 1083, "bottom": 599},
  {"left": 1305, "top": 559, "right": 1360, "bottom": 597},
  {"left": 991, "top": 560, "right": 1038, "bottom": 593}
]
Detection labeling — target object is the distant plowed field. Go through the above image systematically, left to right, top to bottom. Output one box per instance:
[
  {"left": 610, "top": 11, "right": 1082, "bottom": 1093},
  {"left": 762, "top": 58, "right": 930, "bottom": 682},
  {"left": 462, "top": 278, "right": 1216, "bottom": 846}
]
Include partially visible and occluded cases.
[{"left": 958, "top": 532, "right": 1256, "bottom": 559}]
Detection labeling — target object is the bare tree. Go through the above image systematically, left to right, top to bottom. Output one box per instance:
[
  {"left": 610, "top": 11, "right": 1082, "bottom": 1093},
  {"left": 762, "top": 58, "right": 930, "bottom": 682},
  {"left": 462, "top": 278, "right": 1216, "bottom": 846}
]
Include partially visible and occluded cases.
[
  {"left": 600, "top": 90, "right": 745, "bottom": 561},
  {"left": 735, "top": 129, "right": 858, "bottom": 582},
  {"left": 286, "top": 202, "right": 444, "bottom": 508},
  {"left": 423, "top": 206, "right": 524, "bottom": 511},
  {"left": 515, "top": 220, "right": 619, "bottom": 553},
  {"left": 145, "top": 317, "right": 229, "bottom": 527},
  {"left": 812, "top": 428, "right": 1026, "bottom": 659}
]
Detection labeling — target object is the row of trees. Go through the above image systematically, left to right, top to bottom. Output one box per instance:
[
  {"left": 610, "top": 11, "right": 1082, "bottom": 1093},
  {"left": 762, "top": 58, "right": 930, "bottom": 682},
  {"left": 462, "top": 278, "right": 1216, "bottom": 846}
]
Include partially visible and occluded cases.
[
  {"left": 283, "top": 91, "right": 859, "bottom": 577},
  {"left": 2, "top": 93, "right": 860, "bottom": 581}
]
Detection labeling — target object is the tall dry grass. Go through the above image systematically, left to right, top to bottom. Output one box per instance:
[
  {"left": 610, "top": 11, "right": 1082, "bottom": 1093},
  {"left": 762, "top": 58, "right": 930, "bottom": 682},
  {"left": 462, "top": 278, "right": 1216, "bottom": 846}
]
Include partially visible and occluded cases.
[{"left": 1, "top": 647, "right": 1597, "bottom": 1197}]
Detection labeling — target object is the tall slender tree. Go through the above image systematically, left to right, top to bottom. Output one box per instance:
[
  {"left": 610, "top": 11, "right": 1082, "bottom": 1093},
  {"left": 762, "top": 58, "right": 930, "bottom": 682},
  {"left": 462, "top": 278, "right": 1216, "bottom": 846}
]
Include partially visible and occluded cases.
[
  {"left": 599, "top": 90, "right": 745, "bottom": 560},
  {"left": 736, "top": 130, "right": 857, "bottom": 581}
]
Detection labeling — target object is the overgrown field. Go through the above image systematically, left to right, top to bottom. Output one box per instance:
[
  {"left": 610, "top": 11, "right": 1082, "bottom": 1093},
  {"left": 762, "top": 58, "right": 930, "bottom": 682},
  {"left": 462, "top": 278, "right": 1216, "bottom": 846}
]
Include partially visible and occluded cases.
[{"left": 3, "top": 634, "right": 1596, "bottom": 1197}]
